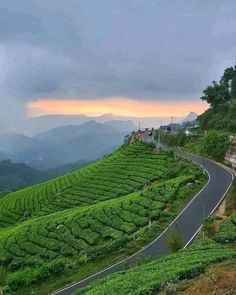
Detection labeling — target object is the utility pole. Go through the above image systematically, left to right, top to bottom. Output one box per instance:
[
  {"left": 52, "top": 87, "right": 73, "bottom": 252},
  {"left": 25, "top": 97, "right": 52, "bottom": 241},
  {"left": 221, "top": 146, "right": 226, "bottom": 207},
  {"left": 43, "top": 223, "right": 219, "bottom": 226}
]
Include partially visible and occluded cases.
[{"left": 138, "top": 122, "right": 141, "bottom": 131}]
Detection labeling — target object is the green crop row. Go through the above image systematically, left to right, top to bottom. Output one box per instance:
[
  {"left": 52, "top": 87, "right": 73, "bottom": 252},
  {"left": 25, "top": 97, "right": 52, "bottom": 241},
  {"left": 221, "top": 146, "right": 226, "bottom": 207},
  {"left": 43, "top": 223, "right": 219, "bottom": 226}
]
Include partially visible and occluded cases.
[
  {"left": 0, "top": 142, "right": 183, "bottom": 228},
  {"left": 0, "top": 175, "right": 200, "bottom": 291},
  {"left": 0, "top": 175, "right": 193, "bottom": 262},
  {"left": 214, "top": 212, "right": 236, "bottom": 243},
  {"left": 75, "top": 240, "right": 236, "bottom": 295}
]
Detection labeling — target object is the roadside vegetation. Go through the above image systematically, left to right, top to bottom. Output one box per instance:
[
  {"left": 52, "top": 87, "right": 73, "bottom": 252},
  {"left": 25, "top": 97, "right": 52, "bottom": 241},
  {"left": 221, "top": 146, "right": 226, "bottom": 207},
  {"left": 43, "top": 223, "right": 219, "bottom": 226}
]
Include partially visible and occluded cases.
[
  {"left": 104, "top": 64, "right": 236, "bottom": 295},
  {"left": 155, "top": 64, "right": 236, "bottom": 163},
  {"left": 199, "top": 65, "right": 236, "bottom": 132},
  {"left": 0, "top": 141, "right": 205, "bottom": 294},
  {"left": 74, "top": 193, "right": 236, "bottom": 295},
  {"left": 74, "top": 239, "right": 235, "bottom": 295}
]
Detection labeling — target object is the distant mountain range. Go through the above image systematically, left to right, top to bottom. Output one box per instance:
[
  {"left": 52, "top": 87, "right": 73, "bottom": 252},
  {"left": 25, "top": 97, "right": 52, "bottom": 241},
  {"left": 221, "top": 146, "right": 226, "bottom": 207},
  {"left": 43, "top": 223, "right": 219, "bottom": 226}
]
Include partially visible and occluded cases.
[
  {"left": 0, "top": 112, "right": 197, "bottom": 170},
  {"left": 15, "top": 113, "right": 188, "bottom": 136},
  {"left": 0, "top": 120, "right": 134, "bottom": 169}
]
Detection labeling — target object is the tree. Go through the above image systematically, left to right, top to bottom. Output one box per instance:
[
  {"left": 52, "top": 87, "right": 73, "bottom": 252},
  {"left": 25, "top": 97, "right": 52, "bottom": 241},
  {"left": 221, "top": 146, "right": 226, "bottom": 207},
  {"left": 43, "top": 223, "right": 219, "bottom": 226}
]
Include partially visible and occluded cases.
[
  {"left": 198, "top": 65, "right": 236, "bottom": 132},
  {"left": 201, "top": 66, "right": 236, "bottom": 108},
  {"left": 220, "top": 66, "right": 235, "bottom": 87},
  {"left": 230, "top": 71, "right": 236, "bottom": 99},
  {"left": 200, "top": 81, "right": 230, "bottom": 108},
  {"left": 176, "top": 130, "right": 187, "bottom": 147},
  {"left": 199, "top": 131, "right": 229, "bottom": 161},
  {"left": 202, "top": 216, "right": 215, "bottom": 237}
]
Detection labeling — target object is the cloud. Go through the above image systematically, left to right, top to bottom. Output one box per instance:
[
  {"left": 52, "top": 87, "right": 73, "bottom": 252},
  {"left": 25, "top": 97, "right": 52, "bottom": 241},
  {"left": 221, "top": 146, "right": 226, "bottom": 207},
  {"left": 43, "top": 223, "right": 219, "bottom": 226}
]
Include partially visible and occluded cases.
[{"left": 0, "top": 0, "right": 236, "bottom": 123}]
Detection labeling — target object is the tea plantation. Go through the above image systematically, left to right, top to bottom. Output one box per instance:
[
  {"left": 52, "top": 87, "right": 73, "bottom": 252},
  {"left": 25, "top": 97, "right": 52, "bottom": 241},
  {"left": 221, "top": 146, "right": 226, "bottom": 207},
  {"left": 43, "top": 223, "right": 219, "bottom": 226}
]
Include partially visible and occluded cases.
[
  {"left": 0, "top": 141, "right": 205, "bottom": 293},
  {"left": 0, "top": 141, "right": 186, "bottom": 228},
  {"left": 214, "top": 212, "right": 236, "bottom": 244},
  {"left": 75, "top": 239, "right": 236, "bottom": 295}
]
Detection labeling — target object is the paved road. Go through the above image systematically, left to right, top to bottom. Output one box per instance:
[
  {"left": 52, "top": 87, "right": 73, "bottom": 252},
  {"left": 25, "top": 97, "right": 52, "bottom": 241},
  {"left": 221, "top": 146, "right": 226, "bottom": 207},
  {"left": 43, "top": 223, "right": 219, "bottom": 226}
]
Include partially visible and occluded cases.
[{"left": 51, "top": 152, "right": 234, "bottom": 295}]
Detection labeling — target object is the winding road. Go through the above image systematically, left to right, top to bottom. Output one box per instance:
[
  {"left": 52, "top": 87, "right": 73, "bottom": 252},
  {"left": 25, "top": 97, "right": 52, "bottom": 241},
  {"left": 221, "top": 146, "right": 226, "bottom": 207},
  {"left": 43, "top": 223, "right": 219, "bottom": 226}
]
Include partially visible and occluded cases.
[{"left": 51, "top": 151, "right": 234, "bottom": 295}]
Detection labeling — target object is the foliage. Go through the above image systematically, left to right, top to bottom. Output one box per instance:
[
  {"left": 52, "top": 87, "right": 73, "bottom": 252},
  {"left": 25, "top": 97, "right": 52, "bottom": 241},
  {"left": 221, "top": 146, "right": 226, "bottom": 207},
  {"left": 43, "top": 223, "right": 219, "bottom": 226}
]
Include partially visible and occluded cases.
[
  {"left": 198, "top": 65, "right": 236, "bottom": 132},
  {"left": 201, "top": 66, "right": 235, "bottom": 108},
  {"left": 230, "top": 71, "right": 236, "bottom": 99},
  {"left": 200, "top": 81, "right": 230, "bottom": 108},
  {"left": 220, "top": 100, "right": 236, "bottom": 132},
  {"left": 156, "top": 130, "right": 187, "bottom": 148},
  {"left": 182, "top": 131, "right": 229, "bottom": 162},
  {"left": 199, "top": 131, "right": 229, "bottom": 161},
  {"left": 182, "top": 140, "right": 201, "bottom": 155},
  {"left": 0, "top": 141, "right": 204, "bottom": 291},
  {"left": 0, "top": 141, "right": 180, "bottom": 228},
  {"left": 0, "top": 159, "right": 89, "bottom": 197},
  {"left": 0, "top": 160, "right": 49, "bottom": 194},
  {"left": 0, "top": 176, "right": 196, "bottom": 273},
  {"left": 225, "top": 181, "right": 236, "bottom": 214},
  {"left": 214, "top": 212, "right": 236, "bottom": 244},
  {"left": 202, "top": 216, "right": 215, "bottom": 237},
  {"left": 166, "top": 229, "right": 182, "bottom": 253},
  {"left": 75, "top": 240, "right": 236, "bottom": 295},
  {"left": 6, "top": 258, "right": 66, "bottom": 291}
]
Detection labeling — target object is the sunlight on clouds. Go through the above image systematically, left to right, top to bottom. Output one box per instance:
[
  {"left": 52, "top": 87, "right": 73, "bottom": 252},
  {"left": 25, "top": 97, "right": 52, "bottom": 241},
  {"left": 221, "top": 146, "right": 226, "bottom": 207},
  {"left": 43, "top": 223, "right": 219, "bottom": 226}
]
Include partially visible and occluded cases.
[{"left": 27, "top": 97, "right": 209, "bottom": 117}]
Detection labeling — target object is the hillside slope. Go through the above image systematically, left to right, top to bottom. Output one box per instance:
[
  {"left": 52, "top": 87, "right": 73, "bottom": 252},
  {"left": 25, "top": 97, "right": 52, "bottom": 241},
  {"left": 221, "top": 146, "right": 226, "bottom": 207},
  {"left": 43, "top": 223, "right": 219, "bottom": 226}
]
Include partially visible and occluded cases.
[
  {"left": 0, "top": 121, "right": 127, "bottom": 169},
  {"left": 0, "top": 141, "right": 204, "bottom": 294},
  {"left": 0, "top": 141, "right": 191, "bottom": 228},
  {"left": 0, "top": 160, "right": 47, "bottom": 196},
  {"left": 75, "top": 213, "right": 236, "bottom": 295},
  {"left": 75, "top": 240, "right": 235, "bottom": 295}
]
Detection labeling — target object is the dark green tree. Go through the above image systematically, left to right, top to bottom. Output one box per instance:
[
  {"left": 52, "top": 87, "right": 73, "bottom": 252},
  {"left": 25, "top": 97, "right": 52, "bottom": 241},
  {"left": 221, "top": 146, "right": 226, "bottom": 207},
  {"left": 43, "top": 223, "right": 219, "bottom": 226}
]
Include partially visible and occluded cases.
[
  {"left": 220, "top": 66, "right": 235, "bottom": 87},
  {"left": 231, "top": 71, "right": 236, "bottom": 99},
  {"left": 200, "top": 81, "right": 230, "bottom": 108},
  {"left": 176, "top": 130, "right": 187, "bottom": 147},
  {"left": 199, "top": 131, "right": 229, "bottom": 161}
]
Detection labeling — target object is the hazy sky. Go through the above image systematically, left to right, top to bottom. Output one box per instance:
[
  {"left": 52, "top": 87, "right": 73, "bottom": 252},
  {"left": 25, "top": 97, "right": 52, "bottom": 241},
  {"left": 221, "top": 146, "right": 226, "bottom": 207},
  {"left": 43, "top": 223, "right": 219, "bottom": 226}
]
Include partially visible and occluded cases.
[{"left": 1, "top": 0, "right": 236, "bottom": 131}]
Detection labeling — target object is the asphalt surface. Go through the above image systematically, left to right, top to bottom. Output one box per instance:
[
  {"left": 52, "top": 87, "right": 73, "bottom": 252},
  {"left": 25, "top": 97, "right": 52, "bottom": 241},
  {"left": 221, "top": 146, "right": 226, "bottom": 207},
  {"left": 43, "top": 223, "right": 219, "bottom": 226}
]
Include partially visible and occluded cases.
[{"left": 51, "top": 151, "right": 234, "bottom": 295}]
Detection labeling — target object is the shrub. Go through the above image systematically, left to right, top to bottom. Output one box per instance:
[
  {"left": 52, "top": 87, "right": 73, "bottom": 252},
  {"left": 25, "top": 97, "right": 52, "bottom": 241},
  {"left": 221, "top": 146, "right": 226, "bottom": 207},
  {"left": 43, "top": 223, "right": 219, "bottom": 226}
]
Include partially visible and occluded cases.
[
  {"left": 199, "top": 131, "right": 229, "bottom": 161},
  {"left": 202, "top": 215, "right": 215, "bottom": 237},
  {"left": 166, "top": 229, "right": 183, "bottom": 253},
  {"left": 42, "top": 257, "right": 67, "bottom": 275},
  {"left": 6, "top": 268, "right": 43, "bottom": 290}
]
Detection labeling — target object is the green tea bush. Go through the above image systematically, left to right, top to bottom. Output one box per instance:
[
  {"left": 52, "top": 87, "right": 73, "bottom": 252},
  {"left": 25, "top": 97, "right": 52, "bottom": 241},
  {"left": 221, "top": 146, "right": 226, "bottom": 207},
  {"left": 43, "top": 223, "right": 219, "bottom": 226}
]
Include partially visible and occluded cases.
[
  {"left": 0, "top": 141, "right": 205, "bottom": 291},
  {"left": 0, "top": 142, "right": 182, "bottom": 228},
  {"left": 214, "top": 212, "right": 236, "bottom": 243},
  {"left": 75, "top": 240, "right": 236, "bottom": 295}
]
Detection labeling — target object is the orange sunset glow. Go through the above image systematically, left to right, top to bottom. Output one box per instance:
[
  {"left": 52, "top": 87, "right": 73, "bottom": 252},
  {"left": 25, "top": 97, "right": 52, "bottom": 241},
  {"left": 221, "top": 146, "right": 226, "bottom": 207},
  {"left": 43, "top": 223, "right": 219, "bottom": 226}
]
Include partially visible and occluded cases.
[{"left": 27, "top": 98, "right": 209, "bottom": 117}]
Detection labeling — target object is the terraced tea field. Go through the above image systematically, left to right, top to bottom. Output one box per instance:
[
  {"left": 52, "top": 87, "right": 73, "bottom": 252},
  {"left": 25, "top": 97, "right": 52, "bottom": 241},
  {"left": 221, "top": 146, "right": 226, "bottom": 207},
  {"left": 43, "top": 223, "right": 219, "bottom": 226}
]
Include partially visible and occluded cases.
[
  {"left": 0, "top": 141, "right": 205, "bottom": 293},
  {"left": 0, "top": 141, "right": 183, "bottom": 228},
  {"left": 0, "top": 175, "right": 192, "bottom": 261},
  {"left": 75, "top": 240, "right": 236, "bottom": 295}
]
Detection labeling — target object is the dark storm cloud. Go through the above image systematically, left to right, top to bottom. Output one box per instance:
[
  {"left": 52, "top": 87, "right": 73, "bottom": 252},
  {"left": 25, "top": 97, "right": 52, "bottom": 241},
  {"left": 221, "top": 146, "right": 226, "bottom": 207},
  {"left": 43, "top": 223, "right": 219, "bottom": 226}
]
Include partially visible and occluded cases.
[{"left": 0, "top": 0, "right": 236, "bottom": 105}]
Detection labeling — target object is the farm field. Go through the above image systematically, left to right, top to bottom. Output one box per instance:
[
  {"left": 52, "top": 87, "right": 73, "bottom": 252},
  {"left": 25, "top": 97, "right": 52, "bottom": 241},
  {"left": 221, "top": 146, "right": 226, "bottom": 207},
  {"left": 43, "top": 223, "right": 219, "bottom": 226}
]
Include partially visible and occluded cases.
[
  {"left": 0, "top": 141, "right": 205, "bottom": 294},
  {"left": 0, "top": 141, "right": 188, "bottom": 228},
  {"left": 73, "top": 183, "right": 236, "bottom": 295},
  {"left": 75, "top": 239, "right": 236, "bottom": 295}
]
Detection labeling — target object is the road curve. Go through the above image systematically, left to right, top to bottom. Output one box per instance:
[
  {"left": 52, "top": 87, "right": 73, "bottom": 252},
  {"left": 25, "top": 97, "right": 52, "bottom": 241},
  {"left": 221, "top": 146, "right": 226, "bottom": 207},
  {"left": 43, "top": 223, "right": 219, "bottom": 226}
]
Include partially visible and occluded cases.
[{"left": 51, "top": 152, "right": 234, "bottom": 295}]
